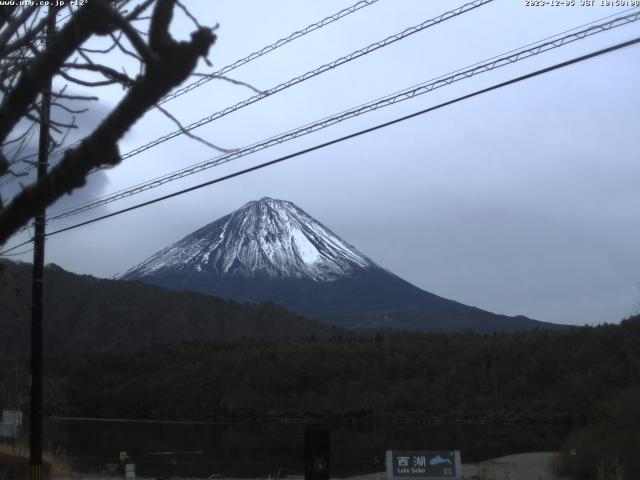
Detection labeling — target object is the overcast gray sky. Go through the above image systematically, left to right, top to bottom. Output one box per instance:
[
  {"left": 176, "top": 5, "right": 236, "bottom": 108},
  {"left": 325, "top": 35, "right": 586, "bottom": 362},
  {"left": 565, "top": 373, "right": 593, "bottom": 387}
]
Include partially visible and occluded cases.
[{"left": 3, "top": 0, "right": 640, "bottom": 326}]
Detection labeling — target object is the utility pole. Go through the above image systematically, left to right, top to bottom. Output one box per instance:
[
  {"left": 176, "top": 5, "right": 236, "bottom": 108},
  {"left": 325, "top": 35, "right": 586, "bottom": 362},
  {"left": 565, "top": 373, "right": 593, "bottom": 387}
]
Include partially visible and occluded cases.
[{"left": 30, "top": 8, "right": 55, "bottom": 480}]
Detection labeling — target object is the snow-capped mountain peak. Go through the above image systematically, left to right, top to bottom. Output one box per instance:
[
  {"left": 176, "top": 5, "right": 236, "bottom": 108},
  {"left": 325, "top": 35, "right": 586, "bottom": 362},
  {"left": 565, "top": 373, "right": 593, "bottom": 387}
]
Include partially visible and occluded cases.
[
  {"left": 122, "top": 197, "right": 377, "bottom": 282},
  {"left": 120, "top": 198, "right": 549, "bottom": 333}
]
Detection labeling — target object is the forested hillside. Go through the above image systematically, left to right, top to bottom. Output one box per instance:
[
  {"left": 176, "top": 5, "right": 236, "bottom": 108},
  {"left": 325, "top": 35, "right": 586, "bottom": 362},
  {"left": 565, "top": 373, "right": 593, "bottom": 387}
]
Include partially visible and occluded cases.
[
  {"left": 0, "top": 261, "right": 341, "bottom": 357},
  {"left": 1, "top": 315, "right": 638, "bottom": 473},
  {"left": 1, "top": 317, "right": 636, "bottom": 422}
]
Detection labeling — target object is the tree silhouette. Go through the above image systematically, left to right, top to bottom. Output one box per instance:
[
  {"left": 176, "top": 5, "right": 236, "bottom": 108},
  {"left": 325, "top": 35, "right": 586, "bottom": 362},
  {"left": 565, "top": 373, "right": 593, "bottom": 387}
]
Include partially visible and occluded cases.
[{"left": 0, "top": 0, "right": 217, "bottom": 245}]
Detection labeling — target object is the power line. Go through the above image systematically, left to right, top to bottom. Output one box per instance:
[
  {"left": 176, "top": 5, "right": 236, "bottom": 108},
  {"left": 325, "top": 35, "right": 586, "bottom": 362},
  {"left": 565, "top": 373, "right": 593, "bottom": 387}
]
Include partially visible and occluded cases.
[
  {"left": 0, "top": 0, "right": 381, "bottom": 188},
  {"left": 2, "top": 0, "right": 493, "bottom": 189},
  {"left": 106, "top": 0, "right": 495, "bottom": 163},
  {"left": 155, "top": 0, "right": 380, "bottom": 107},
  {"left": 44, "top": 6, "right": 639, "bottom": 218},
  {"left": 39, "top": 9, "right": 640, "bottom": 225},
  {"left": 1, "top": 34, "right": 635, "bottom": 256},
  {"left": 0, "top": 238, "right": 32, "bottom": 256},
  {"left": 0, "top": 246, "right": 33, "bottom": 256}
]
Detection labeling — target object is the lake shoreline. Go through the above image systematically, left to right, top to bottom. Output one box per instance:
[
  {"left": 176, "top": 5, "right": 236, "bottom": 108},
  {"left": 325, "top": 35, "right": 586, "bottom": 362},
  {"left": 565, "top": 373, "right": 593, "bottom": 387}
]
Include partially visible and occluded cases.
[
  {"left": 49, "top": 412, "right": 584, "bottom": 427},
  {"left": 42, "top": 417, "right": 572, "bottom": 478},
  {"left": 46, "top": 452, "right": 560, "bottom": 480}
]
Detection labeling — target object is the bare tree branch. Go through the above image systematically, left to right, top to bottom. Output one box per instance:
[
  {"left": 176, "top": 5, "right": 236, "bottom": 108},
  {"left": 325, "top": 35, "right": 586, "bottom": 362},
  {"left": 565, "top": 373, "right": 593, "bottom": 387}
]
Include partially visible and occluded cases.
[
  {"left": 0, "top": 0, "right": 217, "bottom": 244},
  {"left": 124, "top": 0, "right": 156, "bottom": 22},
  {"left": 176, "top": 0, "right": 202, "bottom": 29},
  {"left": 0, "top": 1, "right": 117, "bottom": 144},
  {"left": 0, "top": 6, "right": 37, "bottom": 53},
  {"left": 109, "top": 7, "right": 160, "bottom": 64},
  {"left": 0, "top": 10, "right": 48, "bottom": 57},
  {"left": 109, "top": 30, "right": 143, "bottom": 62},
  {"left": 79, "top": 31, "right": 123, "bottom": 55},
  {"left": 62, "top": 62, "right": 136, "bottom": 87},
  {"left": 58, "top": 69, "right": 120, "bottom": 87},
  {"left": 193, "top": 73, "right": 263, "bottom": 95},
  {"left": 51, "top": 92, "right": 99, "bottom": 102},
  {"left": 52, "top": 102, "right": 89, "bottom": 115},
  {"left": 155, "top": 103, "right": 236, "bottom": 154}
]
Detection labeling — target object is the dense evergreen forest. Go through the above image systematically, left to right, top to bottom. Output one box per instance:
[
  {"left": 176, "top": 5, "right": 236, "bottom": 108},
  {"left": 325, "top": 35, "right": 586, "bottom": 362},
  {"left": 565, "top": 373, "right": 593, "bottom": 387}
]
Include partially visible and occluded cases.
[
  {"left": 2, "top": 259, "right": 638, "bottom": 473},
  {"left": 0, "top": 261, "right": 341, "bottom": 357},
  {"left": 1, "top": 316, "right": 638, "bottom": 474},
  {"left": 1, "top": 317, "right": 638, "bottom": 421}
]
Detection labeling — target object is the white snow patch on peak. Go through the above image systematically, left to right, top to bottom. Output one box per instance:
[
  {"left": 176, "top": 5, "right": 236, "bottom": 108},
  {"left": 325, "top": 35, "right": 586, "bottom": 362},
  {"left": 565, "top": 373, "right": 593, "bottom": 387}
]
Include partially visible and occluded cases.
[
  {"left": 122, "top": 198, "right": 378, "bottom": 282},
  {"left": 290, "top": 227, "right": 321, "bottom": 265}
]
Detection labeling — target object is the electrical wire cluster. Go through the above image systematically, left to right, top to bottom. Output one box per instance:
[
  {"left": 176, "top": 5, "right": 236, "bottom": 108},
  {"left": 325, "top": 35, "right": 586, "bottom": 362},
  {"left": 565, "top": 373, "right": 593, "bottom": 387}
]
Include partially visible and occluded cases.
[
  {"left": 0, "top": 0, "right": 382, "bottom": 187},
  {"left": 1, "top": 0, "right": 639, "bottom": 255},
  {"left": 39, "top": 9, "right": 640, "bottom": 225}
]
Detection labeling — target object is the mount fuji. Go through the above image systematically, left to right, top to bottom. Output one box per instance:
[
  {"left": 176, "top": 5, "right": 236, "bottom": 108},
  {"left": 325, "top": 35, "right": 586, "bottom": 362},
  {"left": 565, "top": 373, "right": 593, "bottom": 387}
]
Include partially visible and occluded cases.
[{"left": 121, "top": 198, "right": 555, "bottom": 332}]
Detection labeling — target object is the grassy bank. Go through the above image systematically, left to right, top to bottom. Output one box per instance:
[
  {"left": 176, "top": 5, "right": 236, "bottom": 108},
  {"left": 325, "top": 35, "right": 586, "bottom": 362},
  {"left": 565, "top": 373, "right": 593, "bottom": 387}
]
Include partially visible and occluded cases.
[{"left": 0, "top": 444, "right": 70, "bottom": 478}]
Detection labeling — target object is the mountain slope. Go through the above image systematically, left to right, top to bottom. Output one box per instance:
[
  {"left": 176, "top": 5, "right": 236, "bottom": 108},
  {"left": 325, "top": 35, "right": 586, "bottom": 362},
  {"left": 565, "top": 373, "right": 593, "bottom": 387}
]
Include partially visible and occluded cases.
[
  {"left": 123, "top": 197, "right": 376, "bottom": 282},
  {"left": 122, "top": 198, "right": 558, "bottom": 333},
  {"left": 0, "top": 260, "right": 341, "bottom": 358}
]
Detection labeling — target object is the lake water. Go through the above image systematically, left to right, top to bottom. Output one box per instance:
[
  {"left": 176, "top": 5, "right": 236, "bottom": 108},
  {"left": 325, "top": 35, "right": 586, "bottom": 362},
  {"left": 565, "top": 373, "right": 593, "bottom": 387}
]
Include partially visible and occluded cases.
[{"left": 44, "top": 418, "right": 571, "bottom": 477}]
